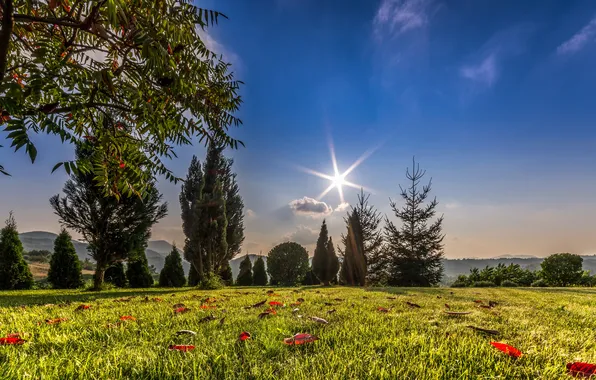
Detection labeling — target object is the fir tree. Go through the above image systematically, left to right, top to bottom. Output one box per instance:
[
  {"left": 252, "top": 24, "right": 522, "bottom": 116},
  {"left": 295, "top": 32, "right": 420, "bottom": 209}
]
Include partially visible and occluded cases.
[
  {"left": 384, "top": 158, "right": 445, "bottom": 286},
  {"left": 339, "top": 211, "right": 367, "bottom": 286},
  {"left": 0, "top": 212, "right": 34, "bottom": 290},
  {"left": 312, "top": 220, "right": 340, "bottom": 285},
  {"left": 48, "top": 229, "right": 84, "bottom": 289},
  {"left": 159, "top": 246, "right": 186, "bottom": 287},
  {"left": 126, "top": 247, "right": 154, "bottom": 288},
  {"left": 236, "top": 254, "right": 253, "bottom": 286},
  {"left": 252, "top": 255, "right": 268, "bottom": 286},
  {"left": 218, "top": 262, "right": 234, "bottom": 286},
  {"left": 104, "top": 263, "right": 127, "bottom": 288},
  {"left": 188, "top": 264, "right": 200, "bottom": 287}
]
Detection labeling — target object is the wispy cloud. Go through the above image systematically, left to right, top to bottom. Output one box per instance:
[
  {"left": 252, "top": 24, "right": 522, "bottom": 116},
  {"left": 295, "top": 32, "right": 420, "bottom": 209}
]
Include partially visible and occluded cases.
[
  {"left": 373, "top": 0, "right": 435, "bottom": 40},
  {"left": 557, "top": 16, "right": 596, "bottom": 55},
  {"left": 460, "top": 53, "right": 498, "bottom": 87}
]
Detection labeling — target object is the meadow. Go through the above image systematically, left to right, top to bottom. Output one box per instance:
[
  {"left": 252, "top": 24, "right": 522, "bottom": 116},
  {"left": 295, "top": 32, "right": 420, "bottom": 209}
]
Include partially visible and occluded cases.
[{"left": 1, "top": 287, "right": 595, "bottom": 379}]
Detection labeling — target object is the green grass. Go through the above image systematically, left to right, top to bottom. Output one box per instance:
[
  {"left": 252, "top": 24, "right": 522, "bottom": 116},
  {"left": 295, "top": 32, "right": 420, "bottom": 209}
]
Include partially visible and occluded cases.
[{"left": 1, "top": 287, "right": 596, "bottom": 379}]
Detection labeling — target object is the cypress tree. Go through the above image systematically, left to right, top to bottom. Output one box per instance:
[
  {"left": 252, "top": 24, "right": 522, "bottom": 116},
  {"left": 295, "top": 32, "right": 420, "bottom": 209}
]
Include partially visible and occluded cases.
[
  {"left": 384, "top": 158, "right": 445, "bottom": 286},
  {"left": 340, "top": 210, "right": 367, "bottom": 286},
  {"left": 0, "top": 212, "right": 34, "bottom": 290},
  {"left": 312, "top": 220, "right": 331, "bottom": 285},
  {"left": 48, "top": 229, "right": 84, "bottom": 289},
  {"left": 326, "top": 237, "right": 340, "bottom": 283},
  {"left": 159, "top": 246, "right": 186, "bottom": 287},
  {"left": 126, "top": 247, "right": 154, "bottom": 288},
  {"left": 236, "top": 254, "right": 253, "bottom": 286},
  {"left": 252, "top": 256, "right": 268, "bottom": 286},
  {"left": 218, "top": 262, "right": 233, "bottom": 286},
  {"left": 104, "top": 263, "right": 127, "bottom": 287},
  {"left": 188, "top": 264, "right": 200, "bottom": 286}
]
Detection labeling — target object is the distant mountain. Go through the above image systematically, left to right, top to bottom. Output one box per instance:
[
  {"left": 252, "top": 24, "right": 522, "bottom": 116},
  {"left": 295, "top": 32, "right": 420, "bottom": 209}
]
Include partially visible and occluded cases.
[{"left": 147, "top": 240, "right": 174, "bottom": 254}]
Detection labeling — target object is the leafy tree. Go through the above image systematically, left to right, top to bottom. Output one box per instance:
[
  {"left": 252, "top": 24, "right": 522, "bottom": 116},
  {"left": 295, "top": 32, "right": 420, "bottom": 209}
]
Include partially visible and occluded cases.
[
  {"left": 0, "top": 1, "right": 243, "bottom": 197},
  {"left": 50, "top": 143, "right": 167, "bottom": 290},
  {"left": 384, "top": 158, "right": 445, "bottom": 286},
  {"left": 340, "top": 210, "right": 367, "bottom": 286},
  {"left": 0, "top": 212, "right": 34, "bottom": 290},
  {"left": 47, "top": 229, "right": 84, "bottom": 289},
  {"left": 267, "top": 242, "right": 309, "bottom": 286},
  {"left": 159, "top": 246, "right": 186, "bottom": 287},
  {"left": 126, "top": 247, "right": 154, "bottom": 288},
  {"left": 24, "top": 249, "right": 52, "bottom": 263},
  {"left": 540, "top": 253, "right": 583, "bottom": 286},
  {"left": 236, "top": 254, "right": 253, "bottom": 286},
  {"left": 252, "top": 256, "right": 268, "bottom": 286},
  {"left": 104, "top": 262, "right": 127, "bottom": 287},
  {"left": 218, "top": 262, "right": 233, "bottom": 286},
  {"left": 188, "top": 264, "right": 200, "bottom": 287}
]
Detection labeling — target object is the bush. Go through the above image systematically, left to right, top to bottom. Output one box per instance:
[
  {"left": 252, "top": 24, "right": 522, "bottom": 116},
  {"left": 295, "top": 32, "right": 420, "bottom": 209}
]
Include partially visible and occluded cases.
[
  {"left": 0, "top": 212, "right": 34, "bottom": 290},
  {"left": 48, "top": 229, "right": 84, "bottom": 289},
  {"left": 159, "top": 246, "right": 186, "bottom": 287},
  {"left": 127, "top": 250, "right": 154, "bottom": 288},
  {"left": 104, "top": 263, "right": 127, "bottom": 288},
  {"left": 218, "top": 263, "right": 233, "bottom": 286},
  {"left": 188, "top": 264, "right": 200, "bottom": 287},
  {"left": 199, "top": 272, "right": 224, "bottom": 290},
  {"left": 531, "top": 279, "right": 548, "bottom": 287},
  {"left": 501, "top": 280, "right": 518, "bottom": 287},
  {"left": 450, "top": 281, "right": 468, "bottom": 288},
  {"left": 472, "top": 281, "right": 496, "bottom": 288}
]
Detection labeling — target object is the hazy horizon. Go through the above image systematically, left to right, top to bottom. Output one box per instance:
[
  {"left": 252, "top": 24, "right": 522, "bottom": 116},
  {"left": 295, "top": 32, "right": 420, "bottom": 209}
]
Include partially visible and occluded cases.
[{"left": 3, "top": 0, "right": 596, "bottom": 259}]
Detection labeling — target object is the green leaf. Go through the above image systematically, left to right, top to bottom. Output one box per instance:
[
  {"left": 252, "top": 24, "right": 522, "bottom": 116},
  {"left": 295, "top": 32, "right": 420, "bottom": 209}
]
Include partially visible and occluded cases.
[{"left": 51, "top": 162, "right": 64, "bottom": 174}]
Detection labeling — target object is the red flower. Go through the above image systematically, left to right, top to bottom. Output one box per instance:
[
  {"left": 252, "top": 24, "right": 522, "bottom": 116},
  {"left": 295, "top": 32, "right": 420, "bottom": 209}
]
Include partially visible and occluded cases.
[
  {"left": 119, "top": 161, "right": 126, "bottom": 169},
  {"left": 119, "top": 316, "right": 136, "bottom": 321},
  {"left": 239, "top": 332, "right": 251, "bottom": 341},
  {"left": 283, "top": 333, "right": 318, "bottom": 345},
  {"left": 490, "top": 342, "right": 522, "bottom": 358},
  {"left": 169, "top": 345, "right": 195, "bottom": 352},
  {"left": 567, "top": 362, "right": 596, "bottom": 378}
]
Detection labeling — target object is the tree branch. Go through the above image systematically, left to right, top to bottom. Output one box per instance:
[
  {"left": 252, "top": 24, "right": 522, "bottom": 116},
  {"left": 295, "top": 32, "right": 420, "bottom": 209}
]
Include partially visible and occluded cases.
[
  {"left": 0, "top": 0, "right": 14, "bottom": 80},
  {"left": 13, "top": 14, "right": 82, "bottom": 28}
]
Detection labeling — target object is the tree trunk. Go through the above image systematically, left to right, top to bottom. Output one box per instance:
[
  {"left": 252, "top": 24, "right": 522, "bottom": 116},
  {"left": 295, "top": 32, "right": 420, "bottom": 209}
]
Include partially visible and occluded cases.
[
  {"left": 93, "top": 267, "right": 105, "bottom": 290},
  {"left": 323, "top": 280, "right": 330, "bottom": 286}
]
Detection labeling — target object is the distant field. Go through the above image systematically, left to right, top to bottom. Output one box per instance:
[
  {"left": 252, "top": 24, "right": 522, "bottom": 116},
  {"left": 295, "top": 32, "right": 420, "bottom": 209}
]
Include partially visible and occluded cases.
[
  {"left": 27, "top": 262, "right": 95, "bottom": 280},
  {"left": 1, "top": 287, "right": 595, "bottom": 379}
]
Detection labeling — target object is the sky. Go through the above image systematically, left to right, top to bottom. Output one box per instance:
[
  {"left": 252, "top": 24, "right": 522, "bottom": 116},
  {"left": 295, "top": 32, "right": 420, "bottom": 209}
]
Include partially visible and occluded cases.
[{"left": 2, "top": 0, "right": 596, "bottom": 259}]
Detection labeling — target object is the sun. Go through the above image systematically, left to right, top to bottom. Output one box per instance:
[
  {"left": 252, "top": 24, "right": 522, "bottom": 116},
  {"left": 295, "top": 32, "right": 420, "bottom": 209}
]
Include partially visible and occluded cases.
[{"left": 332, "top": 173, "right": 346, "bottom": 189}]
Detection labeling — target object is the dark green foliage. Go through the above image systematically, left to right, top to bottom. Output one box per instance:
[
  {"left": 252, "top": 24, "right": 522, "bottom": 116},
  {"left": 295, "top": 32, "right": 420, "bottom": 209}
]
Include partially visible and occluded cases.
[
  {"left": 1, "top": 1, "right": 243, "bottom": 197},
  {"left": 50, "top": 143, "right": 167, "bottom": 290},
  {"left": 384, "top": 158, "right": 444, "bottom": 286},
  {"left": 340, "top": 211, "right": 367, "bottom": 286},
  {"left": 0, "top": 212, "right": 34, "bottom": 290},
  {"left": 312, "top": 221, "right": 339, "bottom": 286},
  {"left": 47, "top": 229, "right": 84, "bottom": 289},
  {"left": 267, "top": 242, "right": 309, "bottom": 286},
  {"left": 159, "top": 246, "right": 186, "bottom": 287},
  {"left": 126, "top": 248, "right": 154, "bottom": 288},
  {"left": 23, "top": 250, "right": 52, "bottom": 263},
  {"left": 540, "top": 253, "right": 583, "bottom": 286},
  {"left": 236, "top": 254, "right": 253, "bottom": 286},
  {"left": 252, "top": 256, "right": 268, "bottom": 286},
  {"left": 81, "top": 258, "right": 95, "bottom": 271},
  {"left": 218, "top": 262, "right": 233, "bottom": 286},
  {"left": 104, "top": 263, "right": 127, "bottom": 288},
  {"left": 454, "top": 263, "right": 538, "bottom": 287},
  {"left": 188, "top": 264, "right": 201, "bottom": 287},
  {"left": 302, "top": 268, "right": 321, "bottom": 285},
  {"left": 199, "top": 272, "right": 224, "bottom": 290},
  {"left": 531, "top": 279, "right": 548, "bottom": 287},
  {"left": 501, "top": 280, "right": 518, "bottom": 287},
  {"left": 472, "top": 281, "right": 495, "bottom": 288}
]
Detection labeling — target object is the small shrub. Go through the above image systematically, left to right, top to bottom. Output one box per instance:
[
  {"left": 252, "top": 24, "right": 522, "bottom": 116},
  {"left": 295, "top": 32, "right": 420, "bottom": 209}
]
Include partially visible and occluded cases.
[
  {"left": 199, "top": 272, "right": 224, "bottom": 290},
  {"left": 531, "top": 279, "right": 548, "bottom": 287},
  {"left": 501, "top": 280, "right": 518, "bottom": 287},
  {"left": 451, "top": 281, "right": 468, "bottom": 288},
  {"left": 472, "top": 281, "right": 496, "bottom": 288}
]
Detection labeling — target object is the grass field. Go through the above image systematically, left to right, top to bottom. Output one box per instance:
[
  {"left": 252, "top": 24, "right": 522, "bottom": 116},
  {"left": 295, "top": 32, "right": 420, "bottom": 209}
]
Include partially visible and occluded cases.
[{"left": 1, "top": 287, "right": 595, "bottom": 379}]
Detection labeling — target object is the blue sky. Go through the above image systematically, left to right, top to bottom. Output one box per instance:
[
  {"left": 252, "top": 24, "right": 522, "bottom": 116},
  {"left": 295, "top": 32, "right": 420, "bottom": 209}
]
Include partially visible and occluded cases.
[{"left": 2, "top": 0, "right": 596, "bottom": 258}]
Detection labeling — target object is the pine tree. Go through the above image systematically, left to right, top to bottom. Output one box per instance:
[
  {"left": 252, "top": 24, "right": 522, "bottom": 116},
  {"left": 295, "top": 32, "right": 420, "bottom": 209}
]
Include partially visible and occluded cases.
[
  {"left": 180, "top": 156, "right": 205, "bottom": 283},
  {"left": 384, "top": 158, "right": 445, "bottom": 286},
  {"left": 340, "top": 210, "right": 367, "bottom": 286},
  {"left": 0, "top": 212, "right": 34, "bottom": 290},
  {"left": 312, "top": 220, "right": 330, "bottom": 285},
  {"left": 48, "top": 229, "right": 84, "bottom": 289},
  {"left": 326, "top": 237, "right": 340, "bottom": 283},
  {"left": 159, "top": 246, "right": 187, "bottom": 287},
  {"left": 126, "top": 247, "right": 154, "bottom": 288},
  {"left": 236, "top": 254, "right": 253, "bottom": 286},
  {"left": 252, "top": 256, "right": 268, "bottom": 286},
  {"left": 218, "top": 262, "right": 234, "bottom": 286},
  {"left": 104, "top": 263, "right": 127, "bottom": 287},
  {"left": 188, "top": 264, "right": 200, "bottom": 287}
]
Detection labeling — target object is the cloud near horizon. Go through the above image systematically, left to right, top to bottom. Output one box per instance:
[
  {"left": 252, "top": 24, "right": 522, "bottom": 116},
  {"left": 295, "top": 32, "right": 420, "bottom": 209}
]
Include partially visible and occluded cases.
[
  {"left": 557, "top": 16, "right": 596, "bottom": 55},
  {"left": 288, "top": 197, "right": 333, "bottom": 217},
  {"left": 282, "top": 224, "right": 319, "bottom": 246}
]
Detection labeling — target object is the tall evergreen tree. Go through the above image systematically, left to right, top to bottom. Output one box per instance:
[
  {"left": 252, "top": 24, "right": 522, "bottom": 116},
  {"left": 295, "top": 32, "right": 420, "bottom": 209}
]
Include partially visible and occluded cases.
[
  {"left": 50, "top": 143, "right": 167, "bottom": 290},
  {"left": 219, "top": 157, "right": 245, "bottom": 269},
  {"left": 384, "top": 158, "right": 445, "bottom": 286},
  {"left": 339, "top": 210, "right": 367, "bottom": 286},
  {"left": 0, "top": 212, "right": 34, "bottom": 290},
  {"left": 312, "top": 221, "right": 340, "bottom": 285},
  {"left": 48, "top": 229, "right": 84, "bottom": 289},
  {"left": 159, "top": 246, "right": 186, "bottom": 287},
  {"left": 126, "top": 247, "right": 154, "bottom": 288},
  {"left": 236, "top": 254, "right": 253, "bottom": 286},
  {"left": 252, "top": 256, "right": 268, "bottom": 286},
  {"left": 218, "top": 262, "right": 234, "bottom": 286},
  {"left": 104, "top": 263, "right": 127, "bottom": 288},
  {"left": 188, "top": 264, "right": 200, "bottom": 287}
]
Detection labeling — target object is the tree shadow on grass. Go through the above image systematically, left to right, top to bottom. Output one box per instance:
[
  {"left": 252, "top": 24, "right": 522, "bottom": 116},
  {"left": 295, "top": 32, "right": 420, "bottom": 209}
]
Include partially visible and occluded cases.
[{"left": 0, "top": 288, "right": 193, "bottom": 307}]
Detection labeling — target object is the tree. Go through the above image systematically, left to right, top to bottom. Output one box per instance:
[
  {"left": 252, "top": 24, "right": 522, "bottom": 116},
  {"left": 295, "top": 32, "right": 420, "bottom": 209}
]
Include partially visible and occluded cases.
[
  {"left": 0, "top": 1, "right": 244, "bottom": 197},
  {"left": 50, "top": 143, "right": 167, "bottom": 290},
  {"left": 180, "top": 144, "right": 244, "bottom": 283},
  {"left": 384, "top": 158, "right": 445, "bottom": 286},
  {"left": 351, "top": 189, "right": 385, "bottom": 283},
  {"left": 340, "top": 210, "right": 367, "bottom": 286},
  {"left": 0, "top": 212, "right": 34, "bottom": 290},
  {"left": 311, "top": 220, "right": 339, "bottom": 286},
  {"left": 47, "top": 229, "right": 84, "bottom": 289},
  {"left": 267, "top": 242, "right": 309, "bottom": 286},
  {"left": 159, "top": 246, "right": 186, "bottom": 287},
  {"left": 126, "top": 247, "right": 154, "bottom": 288},
  {"left": 23, "top": 249, "right": 52, "bottom": 263},
  {"left": 541, "top": 253, "right": 583, "bottom": 286},
  {"left": 236, "top": 254, "right": 253, "bottom": 286},
  {"left": 252, "top": 256, "right": 268, "bottom": 286},
  {"left": 104, "top": 262, "right": 127, "bottom": 287},
  {"left": 218, "top": 262, "right": 233, "bottom": 286},
  {"left": 188, "top": 264, "right": 200, "bottom": 287},
  {"left": 302, "top": 267, "right": 321, "bottom": 285}
]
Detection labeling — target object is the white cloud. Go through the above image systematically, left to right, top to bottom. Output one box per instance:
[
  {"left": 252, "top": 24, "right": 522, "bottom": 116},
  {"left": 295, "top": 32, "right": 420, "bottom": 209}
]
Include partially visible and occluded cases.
[
  {"left": 373, "top": 0, "right": 434, "bottom": 39},
  {"left": 557, "top": 16, "right": 596, "bottom": 55},
  {"left": 196, "top": 27, "right": 242, "bottom": 70},
  {"left": 460, "top": 53, "right": 498, "bottom": 87},
  {"left": 288, "top": 197, "right": 333, "bottom": 217},
  {"left": 335, "top": 202, "right": 350, "bottom": 212},
  {"left": 444, "top": 202, "right": 460, "bottom": 210},
  {"left": 283, "top": 225, "right": 319, "bottom": 246}
]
